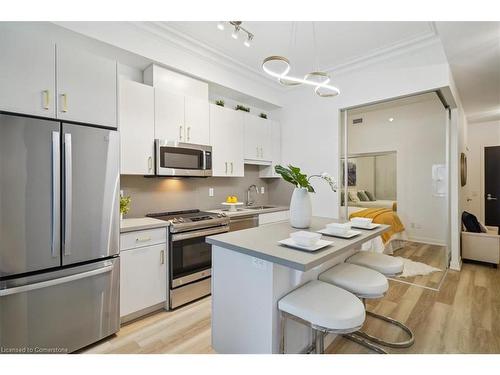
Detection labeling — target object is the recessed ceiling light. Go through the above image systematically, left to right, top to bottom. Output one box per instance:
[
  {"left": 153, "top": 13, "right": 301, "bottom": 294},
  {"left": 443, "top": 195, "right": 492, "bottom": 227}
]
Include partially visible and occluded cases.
[
  {"left": 217, "top": 22, "right": 225, "bottom": 31},
  {"left": 388, "top": 117, "right": 394, "bottom": 122}
]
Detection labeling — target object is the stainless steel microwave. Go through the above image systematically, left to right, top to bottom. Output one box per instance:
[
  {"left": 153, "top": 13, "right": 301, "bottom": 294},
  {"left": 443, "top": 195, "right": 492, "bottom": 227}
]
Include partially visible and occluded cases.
[{"left": 154, "top": 140, "right": 212, "bottom": 177}]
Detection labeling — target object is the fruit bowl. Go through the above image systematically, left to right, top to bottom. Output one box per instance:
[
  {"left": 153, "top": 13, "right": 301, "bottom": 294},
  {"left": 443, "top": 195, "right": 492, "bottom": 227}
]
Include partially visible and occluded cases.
[{"left": 221, "top": 202, "right": 244, "bottom": 212}]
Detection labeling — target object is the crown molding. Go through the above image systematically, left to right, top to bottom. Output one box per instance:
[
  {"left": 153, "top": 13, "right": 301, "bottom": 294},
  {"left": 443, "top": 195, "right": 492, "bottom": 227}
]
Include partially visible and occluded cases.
[
  {"left": 132, "top": 21, "right": 280, "bottom": 91},
  {"left": 133, "top": 21, "right": 442, "bottom": 91}
]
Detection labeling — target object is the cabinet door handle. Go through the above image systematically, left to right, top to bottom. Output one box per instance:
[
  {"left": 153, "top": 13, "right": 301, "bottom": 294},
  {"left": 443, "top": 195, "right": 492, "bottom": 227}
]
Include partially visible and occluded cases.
[
  {"left": 42, "top": 90, "right": 50, "bottom": 110},
  {"left": 61, "top": 93, "right": 68, "bottom": 113},
  {"left": 179, "top": 126, "right": 183, "bottom": 141},
  {"left": 187, "top": 126, "right": 191, "bottom": 142},
  {"left": 256, "top": 147, "right": 259, "bottom": 158},
  {"left": 261, "top": 147, "right": 264, "bottom": 158},
  {"left": 148, "top": 156, "right": 153, "bottom": 172},
  {"left": 225, "top": 162, "right": 228, "bottom": 174},
  {"left": 231, "top": 162, "right": 234, "bottom": 174},
  {"left": 135, "top": 236, "right": 151, "bottom": 243},
  {"left": 160, "top": 249, "right": 165, "bottom": 265}
]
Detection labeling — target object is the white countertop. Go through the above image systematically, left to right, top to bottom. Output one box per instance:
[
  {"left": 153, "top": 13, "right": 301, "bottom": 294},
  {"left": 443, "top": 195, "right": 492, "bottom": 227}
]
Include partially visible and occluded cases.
[
  {"left": 120, "top": 217, "right": 169, "bottom": 233},
  {"left": 207, "top": 217, "right": 390, "bottom": 271}
]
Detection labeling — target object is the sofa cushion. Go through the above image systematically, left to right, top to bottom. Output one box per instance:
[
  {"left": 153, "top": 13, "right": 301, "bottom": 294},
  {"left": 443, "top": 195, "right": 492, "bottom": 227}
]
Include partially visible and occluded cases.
[{"left": 462, "top": 211, "right": 482, "bottom": 233}]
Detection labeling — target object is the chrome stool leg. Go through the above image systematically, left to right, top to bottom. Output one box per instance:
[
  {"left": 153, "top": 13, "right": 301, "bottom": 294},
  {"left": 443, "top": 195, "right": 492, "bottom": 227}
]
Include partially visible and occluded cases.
[
  {"left": 352, "top": 298, "right": 415, "bottom": 348},
  {"left": 343, "top": 333, "right": 388, "bottom": 354}
]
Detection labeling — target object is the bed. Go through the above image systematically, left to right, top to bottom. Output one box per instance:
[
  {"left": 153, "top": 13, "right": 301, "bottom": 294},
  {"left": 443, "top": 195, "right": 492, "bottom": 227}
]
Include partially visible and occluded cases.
[{"left": 349, "top": 208, "right": 407, "bottom": 254}]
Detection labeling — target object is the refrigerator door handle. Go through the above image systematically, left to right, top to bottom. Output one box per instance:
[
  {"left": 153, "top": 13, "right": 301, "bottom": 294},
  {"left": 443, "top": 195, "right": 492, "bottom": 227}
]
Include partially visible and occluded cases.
[
  {"left": 51, "top": 131, "right": 60, "bottom": 258},
  {"left": 64, "top": 133, "right": 72, "bottom": 256},
  {"left": 0, "top": 266, "right": 113, "bottom": 297}
]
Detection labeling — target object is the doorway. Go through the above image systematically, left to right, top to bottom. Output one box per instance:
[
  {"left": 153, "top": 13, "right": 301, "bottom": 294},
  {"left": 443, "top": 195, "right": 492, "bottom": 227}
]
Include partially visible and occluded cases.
[{"left": 485, "top": 146, "right": 500, "bottom": 227}]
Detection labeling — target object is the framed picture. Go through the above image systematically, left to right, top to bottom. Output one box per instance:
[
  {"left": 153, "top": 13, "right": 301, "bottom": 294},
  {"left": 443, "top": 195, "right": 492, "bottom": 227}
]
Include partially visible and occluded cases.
[{"left": 342, "top": 160, "right": 357, "bottom": 186}]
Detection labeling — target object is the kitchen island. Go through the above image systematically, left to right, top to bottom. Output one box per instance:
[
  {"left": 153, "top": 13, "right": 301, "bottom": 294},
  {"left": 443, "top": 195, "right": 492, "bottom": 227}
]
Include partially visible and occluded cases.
[{"left": 206, "top": 217, "right": 390, "bottom": 354}]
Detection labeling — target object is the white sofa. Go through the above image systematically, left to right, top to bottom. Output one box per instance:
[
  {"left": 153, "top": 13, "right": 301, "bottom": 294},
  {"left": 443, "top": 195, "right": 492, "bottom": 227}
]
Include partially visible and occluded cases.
[{"left": 461, "top": 226, "right": 500, "bottom": 266}]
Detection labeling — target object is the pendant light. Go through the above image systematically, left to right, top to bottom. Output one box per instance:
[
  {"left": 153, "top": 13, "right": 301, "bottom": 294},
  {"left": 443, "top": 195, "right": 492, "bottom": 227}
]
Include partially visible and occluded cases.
[{"left": 262, "top": 22, "right": 340, "bottom": 98}]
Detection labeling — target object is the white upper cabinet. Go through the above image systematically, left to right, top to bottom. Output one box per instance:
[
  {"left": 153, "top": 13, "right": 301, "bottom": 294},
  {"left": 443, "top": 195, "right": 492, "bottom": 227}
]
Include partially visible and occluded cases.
[
  {"left": 0, "top": 30, "right": 56, "bottom": 117},
  {"left": 56, "top": 45, "right": 117, "bottom": 128},
  {"left": 145, "top": 64, "right": 210, "bottom": 145},
  {"left": 119, "top": 79, "right": 155, "bottom": 175},
  {"left": 154, "top": 88, "right": 185, "bottom": 142},
  {"left": 185, "top": 96, "right": 210, "bottom": 145},
  {"left": 210, "top": 104, "right": 244, "bottom": 177},
  {"left": 244, "top": 114, "right": 272, "bottom": 163},
  {"left": 259, "top": 120, "right": 282, "bottom": 178}
]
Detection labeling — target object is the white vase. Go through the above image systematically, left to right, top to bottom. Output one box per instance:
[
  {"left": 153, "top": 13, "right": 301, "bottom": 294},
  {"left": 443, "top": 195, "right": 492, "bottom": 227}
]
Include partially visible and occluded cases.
[{"left": 289, "top": 187, "right": 312, "bottom": 229}]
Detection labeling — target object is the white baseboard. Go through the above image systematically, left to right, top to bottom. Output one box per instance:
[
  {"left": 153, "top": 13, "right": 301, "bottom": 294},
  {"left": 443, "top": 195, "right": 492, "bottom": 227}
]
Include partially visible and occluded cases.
[{"left": 406, "top": 236, "right": 447, "bottom": 247}]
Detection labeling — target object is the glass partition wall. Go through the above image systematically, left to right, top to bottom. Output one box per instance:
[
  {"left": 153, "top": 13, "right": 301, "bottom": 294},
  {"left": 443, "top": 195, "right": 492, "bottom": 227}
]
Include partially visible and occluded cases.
[{"left": 339, "top": 92, "right": 451, "bottom": 286}]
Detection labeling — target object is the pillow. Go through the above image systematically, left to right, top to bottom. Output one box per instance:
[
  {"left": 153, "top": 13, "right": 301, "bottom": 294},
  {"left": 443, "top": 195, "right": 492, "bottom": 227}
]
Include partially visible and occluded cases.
[
  {"left": 364, "top": 190, "right": 376, "bottom": 201},
  {"left": 348, "top": 191, "right": 360, "bottom": 202},
  {"left": 357, "top": 191, "right": 370, "bottom": 201},
  {"left": 461, "top": 211, "right": 482, "bottom": 233},
  {"left": 478, "top": 222, "right": 488, "bottom": 233}
]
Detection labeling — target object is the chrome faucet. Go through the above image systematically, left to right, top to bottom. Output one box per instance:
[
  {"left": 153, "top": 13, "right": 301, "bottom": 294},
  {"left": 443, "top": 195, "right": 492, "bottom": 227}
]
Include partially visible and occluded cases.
[{"left": 246, "top": 184, "right": 259, "bottom": 206}]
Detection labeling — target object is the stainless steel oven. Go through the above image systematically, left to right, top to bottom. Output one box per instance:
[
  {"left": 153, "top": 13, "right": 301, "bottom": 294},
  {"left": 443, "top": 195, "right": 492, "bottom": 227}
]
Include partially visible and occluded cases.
[
  {"left": 155, "top": 140, "right": 212, "bottom": 177},
  {"left": 146, "top": 210, "right": 229, "bottom": 309}
]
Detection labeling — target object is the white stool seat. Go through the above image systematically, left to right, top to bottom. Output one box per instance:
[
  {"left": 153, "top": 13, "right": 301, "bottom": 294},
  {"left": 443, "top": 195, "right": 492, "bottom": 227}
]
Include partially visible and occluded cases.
[
  {"left": 347, "top": 251, "right": 403, "bottom": 276},
  {"left": 319, "top": 263, "right": 388, "bottom": 298},
  {"left": 278, "top": 280, "right": 365, "bottom": 331}
]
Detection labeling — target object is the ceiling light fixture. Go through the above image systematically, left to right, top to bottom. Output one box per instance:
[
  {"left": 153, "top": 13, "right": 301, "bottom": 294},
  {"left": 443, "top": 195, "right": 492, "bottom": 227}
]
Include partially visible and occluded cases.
[
  {"left": 217, "top": 21, "right": 254, "bottom": 48},
  {"left": 262, "top": 22, "right": 340, "bottom": 98},
  {"left": 388, "top": 117, "right": 394, "bottom": 122}
]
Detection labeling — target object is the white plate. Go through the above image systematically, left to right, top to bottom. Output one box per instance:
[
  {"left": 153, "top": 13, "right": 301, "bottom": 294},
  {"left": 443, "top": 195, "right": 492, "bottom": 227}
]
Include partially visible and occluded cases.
[
  {"left": 350, "top": 223, "right": 380, "bottom": 230},
  {"left": 317, "top": 229, "right": 362, "bottom": 239},
  {"left": 278, "top": 238, "right": 333, "bottom": 252}
]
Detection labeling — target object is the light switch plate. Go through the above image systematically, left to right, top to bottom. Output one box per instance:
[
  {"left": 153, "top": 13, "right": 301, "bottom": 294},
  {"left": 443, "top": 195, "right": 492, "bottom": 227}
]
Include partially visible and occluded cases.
[
  {"left": 260, "top": 186, "right": 265, "bottom": 194},
  {"left": 209, "top": 188, "right": 214, "bottom": 197}
]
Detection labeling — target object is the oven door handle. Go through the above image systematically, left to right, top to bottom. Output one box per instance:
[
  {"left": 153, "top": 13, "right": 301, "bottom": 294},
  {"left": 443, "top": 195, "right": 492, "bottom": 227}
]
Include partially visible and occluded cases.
[{"left": 171, "top": 225, "right": 229, "bottom": 241}]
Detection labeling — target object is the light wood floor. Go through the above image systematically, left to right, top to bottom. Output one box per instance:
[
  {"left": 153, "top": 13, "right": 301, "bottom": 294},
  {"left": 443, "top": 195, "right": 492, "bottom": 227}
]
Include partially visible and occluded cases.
[
  {"left": 390, "top": 241, "right": 448, "bottom": 289},
  {"left": 82, "top": 262, "right": 500, "bottom": 354}
]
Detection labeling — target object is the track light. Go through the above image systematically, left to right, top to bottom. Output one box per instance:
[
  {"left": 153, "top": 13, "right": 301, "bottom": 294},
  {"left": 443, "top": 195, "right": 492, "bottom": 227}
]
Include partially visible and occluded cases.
[
  {"left": 216, "top": 21, "right": 254, "bottom": 48},
  {"left": 231, "top": 26, "right": 240, "bottom": 39},
  {"left": 244, "top": 34, "right": 253, "bottom": 47}
]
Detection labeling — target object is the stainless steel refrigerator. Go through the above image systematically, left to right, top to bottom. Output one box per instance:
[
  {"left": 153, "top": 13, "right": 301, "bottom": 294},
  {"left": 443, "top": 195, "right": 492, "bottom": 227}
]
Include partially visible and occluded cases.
[{"left": 0, "top": 113, "right": 120, "bottom": 353}]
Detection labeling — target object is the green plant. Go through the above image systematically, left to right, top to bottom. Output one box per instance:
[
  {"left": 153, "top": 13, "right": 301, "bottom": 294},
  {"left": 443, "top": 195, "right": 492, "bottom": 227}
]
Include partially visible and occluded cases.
[
  {"left": 215, "top": 99, "right": 225, "bottom": 107},
  {"left": 235, "top": 104, "right": 250, "bottom": 112},
  {"left": 259, "top": 113, "right": 268, "bottom": 119},
  {"left": 274, "top": 165, "right": 337, "bottom": 193},
  {"left": 120, "top": 195, "right": 132, "bottom": 215}
]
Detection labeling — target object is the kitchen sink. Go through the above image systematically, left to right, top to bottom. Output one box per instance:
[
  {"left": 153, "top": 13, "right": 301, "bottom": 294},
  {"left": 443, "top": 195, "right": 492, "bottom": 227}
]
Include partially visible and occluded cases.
[{"left": 244, "top": 205, "right": 277, "bottom": 210}]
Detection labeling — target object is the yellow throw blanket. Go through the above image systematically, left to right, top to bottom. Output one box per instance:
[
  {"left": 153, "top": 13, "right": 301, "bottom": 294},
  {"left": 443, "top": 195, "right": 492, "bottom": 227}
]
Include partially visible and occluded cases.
[{"left": 350, "top": 208, "right": 405, "bottom": 244}]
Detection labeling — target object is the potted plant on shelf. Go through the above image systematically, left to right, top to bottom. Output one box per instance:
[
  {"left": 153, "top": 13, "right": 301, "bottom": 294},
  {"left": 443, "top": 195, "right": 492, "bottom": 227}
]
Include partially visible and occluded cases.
[
  {"left": 215, "top": 99, "right": 225, "bottom": 107},
  {"left": 235, "top": 104, "right": 250, "bottom": 112},
  {"left": 259, "top": 113, "right": 268, "bottom": 119},
  {"left": 274, "top": 165, "right": 337, "bottom": 228},
  {"left": 120, "top": 195, "right": 131, "bottom": 221}
]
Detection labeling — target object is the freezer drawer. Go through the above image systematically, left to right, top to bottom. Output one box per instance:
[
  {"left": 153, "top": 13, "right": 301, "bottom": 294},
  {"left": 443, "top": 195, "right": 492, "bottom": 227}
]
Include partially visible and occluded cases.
[{"left": 0, "top": 258, "right": 119, "bottom": 353}]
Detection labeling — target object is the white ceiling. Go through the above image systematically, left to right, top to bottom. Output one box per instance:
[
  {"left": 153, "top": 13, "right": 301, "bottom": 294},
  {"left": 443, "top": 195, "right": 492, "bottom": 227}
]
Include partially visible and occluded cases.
[
  {"left": 163, "top": 21, "right": 436, "bottom": 76},
  {"left": 436, "top": 22, "right": 500, "bottom": 123}
]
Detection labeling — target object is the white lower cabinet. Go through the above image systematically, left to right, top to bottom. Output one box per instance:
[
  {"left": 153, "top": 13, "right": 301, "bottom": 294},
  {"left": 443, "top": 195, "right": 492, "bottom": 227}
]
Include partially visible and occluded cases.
[
  {"left": 258, "top": 210, "right": 290, "bottom": 225},
  {"left": 120, "top": 229, "right": 167, "bottom": 321}
]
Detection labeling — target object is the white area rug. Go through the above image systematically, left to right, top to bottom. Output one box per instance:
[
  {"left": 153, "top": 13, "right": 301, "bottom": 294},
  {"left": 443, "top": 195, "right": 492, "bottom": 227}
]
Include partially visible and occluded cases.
[{"left": 396, "top": 257, "right": 442, "bottom": 278}]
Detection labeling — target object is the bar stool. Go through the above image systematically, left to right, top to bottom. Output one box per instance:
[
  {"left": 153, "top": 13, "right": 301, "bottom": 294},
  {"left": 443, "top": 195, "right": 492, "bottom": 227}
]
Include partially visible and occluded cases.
[
  {"left": 330, "top": 252, "right": 415, "bottom": 348},
  {"left": 278, "top": 279, "right": 386, "bottom": 354}
]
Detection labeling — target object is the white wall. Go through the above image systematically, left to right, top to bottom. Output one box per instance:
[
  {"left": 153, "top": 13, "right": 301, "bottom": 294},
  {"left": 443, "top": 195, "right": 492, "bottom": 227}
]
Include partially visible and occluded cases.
[
  {"left": 280, "top": 40, "right": 451, "bottom": 218},
  {"left": 347, "top": 95, "right": 447, "bottom": 244},
  {"left": 462, "top": 121, "right": 500, "bottom": 221}
]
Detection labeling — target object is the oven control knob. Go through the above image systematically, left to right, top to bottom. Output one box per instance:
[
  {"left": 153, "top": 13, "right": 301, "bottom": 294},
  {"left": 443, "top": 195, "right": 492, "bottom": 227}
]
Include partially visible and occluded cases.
[
  {"left": 217, "top": 213, "right": 222, "bottom": 218},
  {"left": 221, "top": 213, "right": 227, "bottom": 217},
  {"left": 172, "top": 218, "right": 179, "bottom": 224},
  {"left": 179, "top": 218, "right": 185, "bottom": 223}
]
